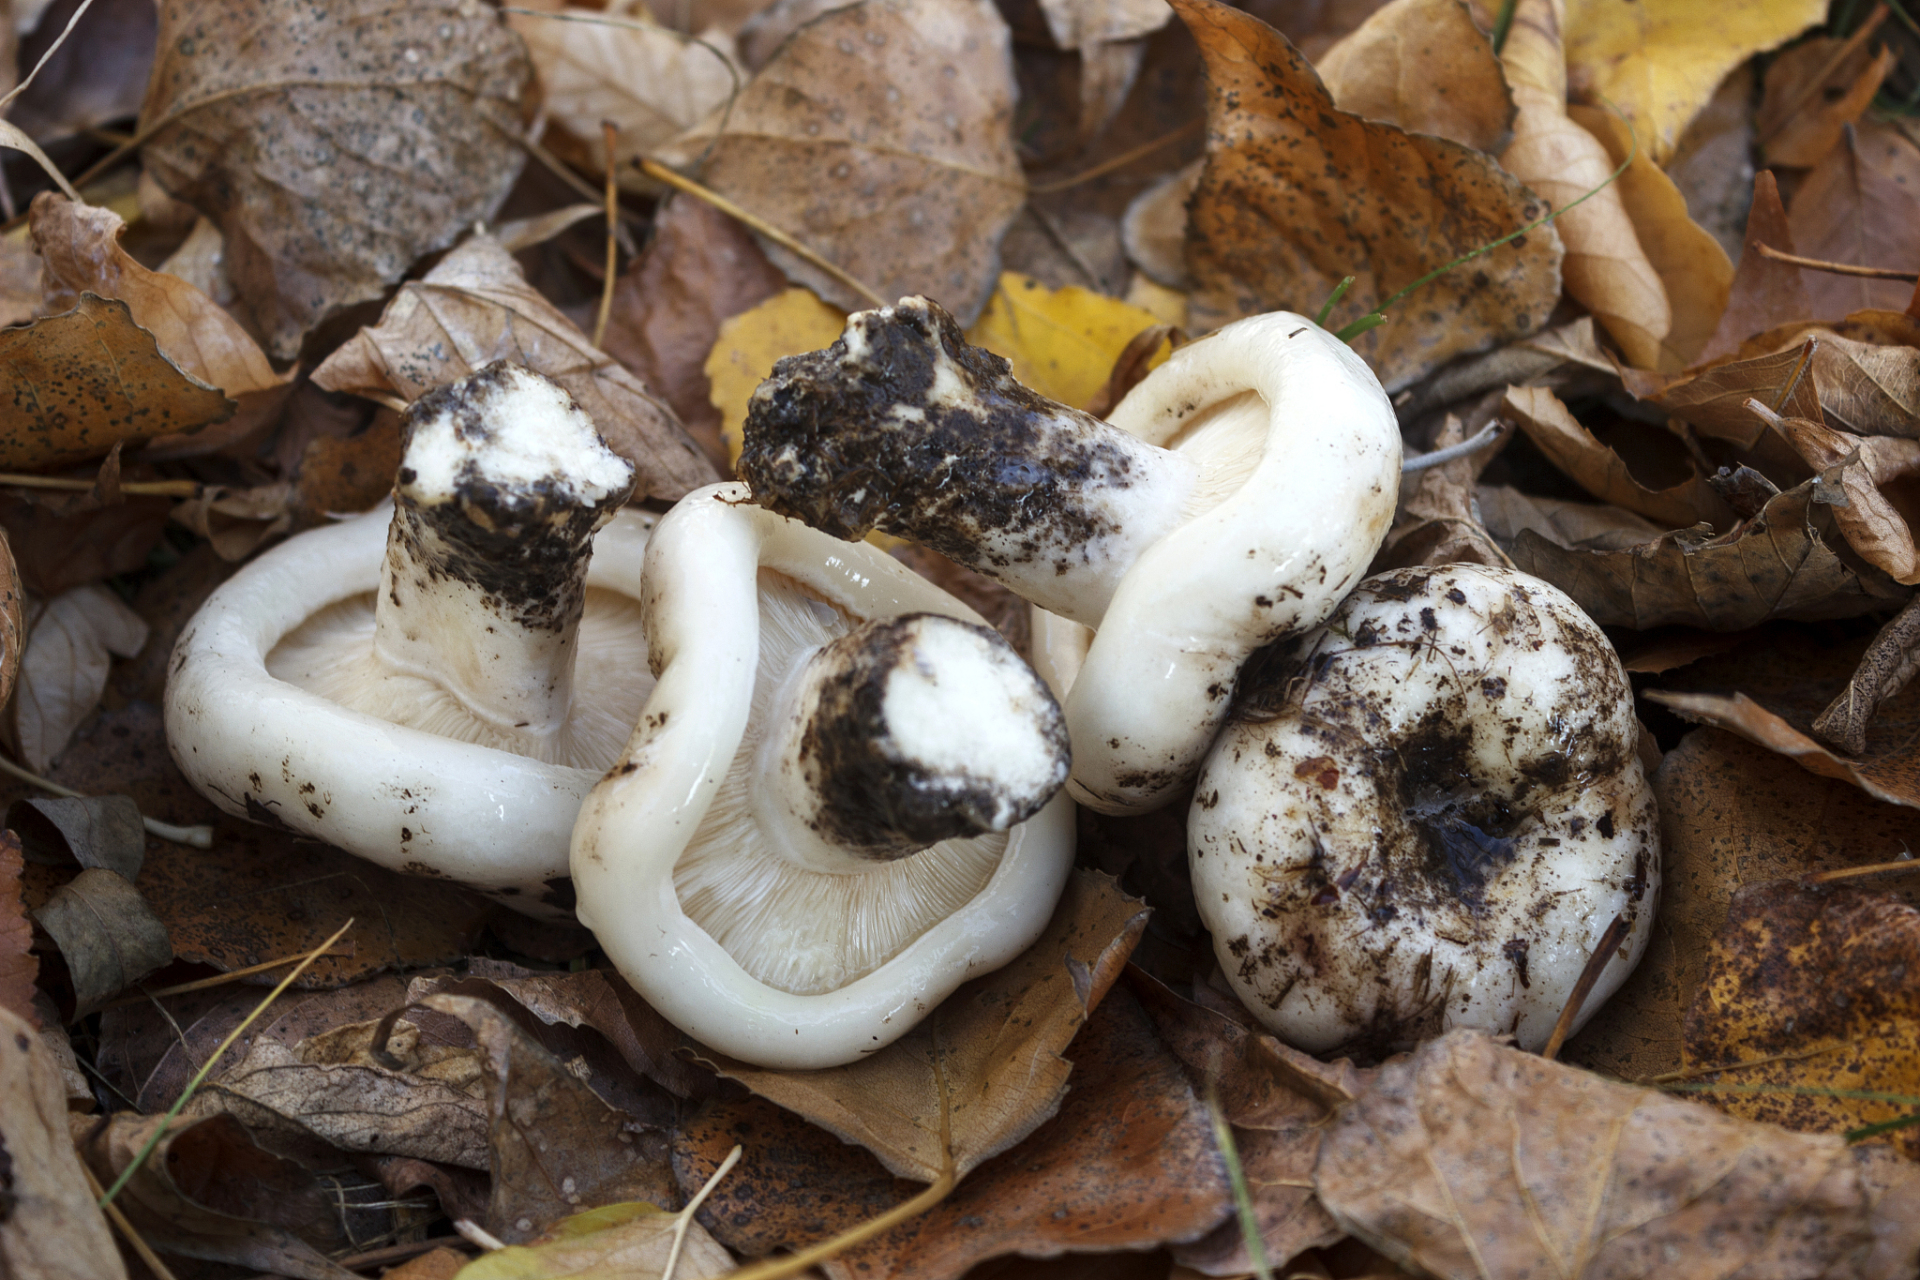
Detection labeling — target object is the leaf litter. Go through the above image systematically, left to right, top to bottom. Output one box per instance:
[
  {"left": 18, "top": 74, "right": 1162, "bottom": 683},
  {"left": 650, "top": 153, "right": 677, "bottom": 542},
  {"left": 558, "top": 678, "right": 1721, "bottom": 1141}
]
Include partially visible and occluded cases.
[{"left": 10, "top": 0, "right": 1920, "bottom": 1275}]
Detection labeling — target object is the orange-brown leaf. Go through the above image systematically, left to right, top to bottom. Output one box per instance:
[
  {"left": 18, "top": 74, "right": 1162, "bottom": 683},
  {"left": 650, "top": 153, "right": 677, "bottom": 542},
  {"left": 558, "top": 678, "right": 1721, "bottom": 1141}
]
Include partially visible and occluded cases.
[{"left": 1315, "top": 0, "right": 1514, "bottom": 153}]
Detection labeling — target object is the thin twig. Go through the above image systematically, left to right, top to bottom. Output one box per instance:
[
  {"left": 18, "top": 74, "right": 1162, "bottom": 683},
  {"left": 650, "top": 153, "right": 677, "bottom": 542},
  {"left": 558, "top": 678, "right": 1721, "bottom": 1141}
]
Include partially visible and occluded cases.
[
  {"left": 592, "top": 121, "right": 620, "bottom": 350},
  {"left": 1026, "top": 121, "right": 1204, "bottom": 194},
  {"left": 638, "top": 157, "right": 887, "bottom": 308},
  {"left": 1757, "top": 241, "right": 1917, "bottom": 282},
  {"left": 1402, "top": 422, "right": 1504, "bottom": 473},
  {"left": 0, "top": 473, "right": 201, "bottom": 497},
  {"left": 0, "top": 753, "right": 214, "bottom": 848},
  {"left": 1802, "top": 855, "right": 1920, "bottom": 886},
  {"left": 1540, "top": 911, "right": 1629, "bottom": 1061},
  {"left": 98, "top": 918, "right": 356, "bottom": 1208},
  {"left": 104, "top": 946, "right": 358, "bottom": 1008},
  {"left": 1642, "top": 1043, "right": 1846, "bottom": 1085},
  {"left": 1206, "top": 1089, "right": 1275, "bottom": 1280},
  {"left": 662, "top": 1144, "right": 742, "bottom": 1280},
  {"left": 80, "top": 1159, "right": 180, "bottom": 1280},
  {"left": 455, "top": 1219, "right": 509, "bottom": 1251},
  {"left": 334, "top": 1237, "right": 469, "bottom": 1270}
]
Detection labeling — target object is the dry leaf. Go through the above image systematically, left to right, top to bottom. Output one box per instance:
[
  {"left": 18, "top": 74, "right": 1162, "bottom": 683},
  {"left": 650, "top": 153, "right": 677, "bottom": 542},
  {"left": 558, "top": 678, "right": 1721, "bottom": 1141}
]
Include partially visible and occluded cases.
[
  {"left": 5, "top": 0, "right": 152, "bottom": 143},
  {"left": 137, "top": 0, "right": 533, "bottom": 359},
  {"left": 656, "top": 0, "right": 1027, "bottom": 326},
  {"left": 1033, "top": 0, "right": 1169, "bottom": 140},
  {"left": 1177, "top": 0, "right": 1563, "bottom": 391},
  {"left": 1315, "top": 0, "right": 1514, "bottom": 153},
  {"left": 1499, "top": 0, "right": 1669, "bottom": 369},
  {"left": 1560, "top": 0, "right": 1825, "bottom": 164},
  {"left": 1757, "top": 23, "right": 1897, "bottom": 169},
  {"left": 1665, "top": 63, "right": 1758, "bottom": 261},
  {"left": 1570, "top": 103, "right": 1733, "bottom": 370},
  {"left": 1788, "top": 120, "right": 1920, "bottom": 319},
  {"left": 1120, "top": 158, "right": 1200, "bottom": 290},
  {"left": 1700, "top": 170, "right": 1812, "bottom": 362},
  {"left": 30, "top": 192, "right": 296, "bottom": 457},
  {"left": 601, "top": 195, "right": 789, "bottom": 472},
  {"left": 0, "top": 229, "right": 43, "bottom": 330},
  {"left": 310, "top": 231, "right": 717, "bottom": 503},
  {"left": 967, "top": 273, "right": 1166, "bottom": 410},
  {"left": 705, "top": 286, "right": 848, "bottom": 462},
  {"left": 0, "top": 293, "right": 233, "bottom": 470},
  {"left": 1393, "top": 314, "right": 1613, "bottom": 422},
  {"left": 1738, "top": 321, "right": 1920, "bottom": 439},
  {"left": 1621, "top": 339, "right": 1825, "bottom": 449},
  {"left": 1504, "top": 384, "right": 1728, "bottom": 527},
  {"left": 1764, "top": 407, "right": 1920, "bottom": 583},
  {"left": 1375, "top": 410, "right": 1515, "bottom": 572},
  {"left": 290, "top": 411, "right": 404, "bottom": 522},
  {"left": 1502, "top": 475, "right": 1908, "bottom": 630},
  {"left": 169, "top": 480, "right": 295, "bottom": 562},
  {"left": 1477, "top": 483, "right": 1669, "bottom": 549},
  {"left": 0, "top": 488, "right": 172, "bottom": 600},
  {"left": 0, "top": 530, "right": 21, "bottom": 714},
  {"left": 6, "top": 582, "right": 148, "bottom": 772},
  {"left": 1646, "top": 625, "right": 1920, "bottom": 811},
  {"left": 1565, "top": 726, "right": 1920, "bottom": 1084},
  {"left": 9, "top": 794, "right": 147, "bottom": 878},
  {"left": 0, "top": 833, "right": 35, "bottom": 1023},
  {"left": 33, "top": 868, "right": 172, "bottom": 1017},
  {"left": 699, "top": 869, "right": 1149, "bottom": 1183},
  {"left": 1682, "top": 878, "right": 1920, "bottom": 1161},
  {"left": 678, "top": 982, "right": 1232, "bottom": 1278},
  {"left": 418, "top": 992, "right": 679, "bottom": 1242},
  {"left": 0, "top": 1003, "right": 124, "bottom": 1280},
  {"left": 1315, "top": 1027, "right": 1919, "bottom": 1279},
  {"left": 77, "top": 1111, "right": 359, "bottom": 1280},
  {"left": 460, "top": 1201, "right": 734, "bottom": 1280}
]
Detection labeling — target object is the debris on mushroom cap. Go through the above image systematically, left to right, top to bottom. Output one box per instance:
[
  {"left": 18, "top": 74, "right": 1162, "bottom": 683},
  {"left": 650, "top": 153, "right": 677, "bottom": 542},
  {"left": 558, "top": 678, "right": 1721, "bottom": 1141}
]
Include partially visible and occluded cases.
[
  {"left": 741, "top": 295, "right": 1402, "bottom": 815},
  {"left": 164, "top": 363, "right": 654, "bottom": 917},
  {"left": 570, "top": 482, "right": 1075, "bottom": 1069},
  {"left": 1188, "top": 564, "right": 1660, "bottom": 1058}
]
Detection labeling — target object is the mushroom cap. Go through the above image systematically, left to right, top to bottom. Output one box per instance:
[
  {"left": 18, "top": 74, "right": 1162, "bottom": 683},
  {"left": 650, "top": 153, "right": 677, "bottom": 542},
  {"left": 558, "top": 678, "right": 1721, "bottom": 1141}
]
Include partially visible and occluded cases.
[
  {"left": 1035, "top": 311, "right": 1401, "bottom": 814},
  {"left": 570, "top": 482, "right": 1075, "bottom": 1069},
  {"left": 164, "top": 504, "right": 655, "bottom": 917},
  {"left": 1188, "top": 564, "right": 1659, "bottom": 1056}
]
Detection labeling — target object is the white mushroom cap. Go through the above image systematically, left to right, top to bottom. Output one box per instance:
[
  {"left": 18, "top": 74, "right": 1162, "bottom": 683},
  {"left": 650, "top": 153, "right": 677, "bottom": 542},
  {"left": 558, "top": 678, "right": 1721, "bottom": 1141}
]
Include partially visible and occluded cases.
[
  {"left": 741, "top": 298, "right": 1401, "bottom": 814},
  {"left": 165, "top": 364, "right": 651, "bottom": 917},
  {"left": 570, "top": 481, "right": 1076, "bottom": 1069},
  {"left": 1188, "top": 564, "right": 1660, "bottom": 1056}
]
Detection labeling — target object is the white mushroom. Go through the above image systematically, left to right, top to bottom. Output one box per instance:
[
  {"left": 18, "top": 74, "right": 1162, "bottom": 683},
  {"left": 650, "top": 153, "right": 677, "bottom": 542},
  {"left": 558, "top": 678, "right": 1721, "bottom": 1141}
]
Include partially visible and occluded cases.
[
  {"left": 739, "top": 296, "right": 1401, "bottom": 814},
  {"left": 165, "top": 363, "right": 652, "bottom": 917},
  {"left": 570, "top": 481, "right": 1076, "bottom": 1069},
  {"left": 1188, "top": 564, "right": 1659, "bottom": 1056}
]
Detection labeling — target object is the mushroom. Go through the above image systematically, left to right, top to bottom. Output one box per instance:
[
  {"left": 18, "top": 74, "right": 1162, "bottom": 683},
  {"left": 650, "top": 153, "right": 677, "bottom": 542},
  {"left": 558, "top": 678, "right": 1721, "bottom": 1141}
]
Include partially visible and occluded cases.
[
  {"left": 739, "top": 296, "right": 1401, "bottom": 815},
  {"left": 166, "top": 363, "right": 653, "bottom": 917},
  {"left": 570, "top": 481, "right": 1076, "bottom": 1069},
  {"left": 1188, "top": 564, "right": 1659, "bottom": 1056}
]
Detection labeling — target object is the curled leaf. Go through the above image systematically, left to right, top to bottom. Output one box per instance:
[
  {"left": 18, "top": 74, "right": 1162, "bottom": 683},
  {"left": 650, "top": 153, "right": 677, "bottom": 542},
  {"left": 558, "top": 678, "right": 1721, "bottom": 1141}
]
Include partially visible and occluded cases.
[{"left": 33, "top": 868, "right": 172, "bottom": 1017}]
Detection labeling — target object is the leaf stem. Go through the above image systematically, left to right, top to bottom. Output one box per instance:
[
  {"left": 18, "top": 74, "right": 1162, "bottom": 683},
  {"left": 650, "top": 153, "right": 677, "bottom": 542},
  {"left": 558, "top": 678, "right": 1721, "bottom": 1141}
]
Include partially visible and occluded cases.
[
  {"left": 0, "top": 753, "right": 213, "bottom": 848},
  {"left": 1207, "top": 1090, "right": 1274, "bottom": 1280}
]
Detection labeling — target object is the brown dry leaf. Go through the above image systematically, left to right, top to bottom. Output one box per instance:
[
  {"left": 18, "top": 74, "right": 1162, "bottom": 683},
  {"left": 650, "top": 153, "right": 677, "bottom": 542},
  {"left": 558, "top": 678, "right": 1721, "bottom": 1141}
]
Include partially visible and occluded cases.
[
  {"left": 6, "top": 0, "right": 153, "bottom": 143},
  {"left": 137, "top": 0, "right": 533, "bottom": 359},
  {"left": 507, "top": 0, "right": 741, "bottom": 182},
  {"left": 655, "top": 0, "right": 1026, "bottom": 326},
  {"left": 1179, "top": 0, "right": 1561, "bottom": 391},
  {"left": 1315, "top": 0, "right": 1514, "bottom": 153},
  {"left": 1499, "top": 0, "right": 1669, "bottom": 370},
  {"left": 1560, "top": 0, "right": 1824, "bottom": 165},
  {"left": 1757, "top": 21, "right": 1898, "bottom": 169},
  {"left": 1666, "top": 64, "right": 1759, "bottom": 261},
  {"left": 1571, "top": 103, "right": 1733, "bottom": 370},
  {"left": 1788, "top": 120, "right": 1920, "bottom": 320},
  {"left": 1700, "top": 170, "right": 1812, "bottom": 362},
  {"left": 30, "top": 193, "right": 296, "bottom": 458},
  {"left": 600, "top": 195, "right": 789, "bottom": 473},
  {"left": 0, "top": 229, "right": 42, "bottom": 330},
  {"left": 310, "top": 231, "right": 717, "bottom": 503},
  {"left": 0, "top": 293, "right": 234, "bottom": 470},
  {"left": 1393, "top": 314, "right": 1614, "bottom": 422},
  {"left": 1737, "top": 321, "right": 1920, "bottom": 439},
  {"left": 1621, "top": 339, "right": 1825, "bottom": 449},
  {"left": 1504, "top": 384, "right": 1728, "bottom": 527},
  {"left": 1763, "top": 407, "right": 1920, "bottom": 583},
  {"left": 290, "top": 410, "right": 404, "bottom": 521},
  {"left": 1375, "top": 410, "right": 1515, "bottom": 572},
  {"left": 1502, "top": 475, "right": 1908, "bottom": 630},
  {"left": 170, "top": 480, "right": 295, "bottom": 561},
  {"left": 1477, "top": 483, "right": 1670, "bottom": 549},
  {"left": 0, "top": 488, "right": 172, "bottom": 600},
  {"left": 0, "top": 530, "right": 21, "bottom": 714},
  {"left": 6, "top": 582, "right": 148, "bottom": 772},
  {"left": 1646, "top": 625, "right": 1920, "bottom": 810},
  {"left": 11, "top": 702, "right": 496, "bottom": 986},
  {"left": 1566, "top": 726, "right": 1920, "bottom": 1084},
  {"left": 10, "top": 794, "right": 147, "bottom": 878},
  {"left": 0, "top": 833, "right": 35, "bottom": 1022},
  {"left": 33, "top": 867, "right": 172, "bottom": 1017},
  {"left": 701, "top": 869, "right": 1149, "bottom": 1183},
  {"left": 1682, "top": 878, "right": 1920, "bottom": 1161},
  {"left": 677, "top": 982, "right": 1232, "bottom": 1278},
  {"left": 418, "top": 992, "right": 679, "bottom": 1242},
  {"left": 0, "top": 1004, "right": 124, "bottom": 1279},
  {"left": 1315, "top": 1027, "right": 1919, "bottom": 1279},
  {"left": 77, "top": 1111, "right": 358, "bottom": 1279},
  {"left": 457, "top": 1201, "right": 735, "bottom": 1280}
]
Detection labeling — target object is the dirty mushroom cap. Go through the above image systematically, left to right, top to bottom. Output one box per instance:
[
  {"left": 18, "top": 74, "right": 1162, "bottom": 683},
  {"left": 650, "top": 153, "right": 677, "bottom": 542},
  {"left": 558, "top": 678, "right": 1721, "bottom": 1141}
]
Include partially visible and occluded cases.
[
  {"left": 741, "top": 297, "right": 1401, "bottom": 814},
  {"left": 166, "top": 363, "right": 651, "bottom": 915},
  {"left": 571, "top": 481, "right": 1076, "bottom": 1068},
  {"left": 1189, "top": 564, "right": 1659, "bottom": 1056}
]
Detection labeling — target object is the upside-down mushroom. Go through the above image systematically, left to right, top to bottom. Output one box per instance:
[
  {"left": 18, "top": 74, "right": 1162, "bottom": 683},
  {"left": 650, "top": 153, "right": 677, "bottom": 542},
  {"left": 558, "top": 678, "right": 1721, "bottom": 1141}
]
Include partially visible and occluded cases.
[{"left": 739, "top": 296, "right": 1401, "bottom": 814}]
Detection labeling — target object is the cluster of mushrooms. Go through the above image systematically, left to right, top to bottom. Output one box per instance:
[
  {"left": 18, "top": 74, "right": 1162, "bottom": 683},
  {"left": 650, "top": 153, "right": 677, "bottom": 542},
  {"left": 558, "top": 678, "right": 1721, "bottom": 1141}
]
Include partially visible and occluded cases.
[{"left": 164, "top": 300, "right": 1659, "bottom": 1070}]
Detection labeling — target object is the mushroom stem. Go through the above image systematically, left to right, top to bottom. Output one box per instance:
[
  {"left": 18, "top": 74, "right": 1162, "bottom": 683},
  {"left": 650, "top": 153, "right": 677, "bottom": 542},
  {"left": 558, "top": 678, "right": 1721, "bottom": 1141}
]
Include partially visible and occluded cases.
[
  {"left": 742, "top": 298, "right": 1198, "bottom": 626},
  {"left": 366, "top": 363, "right": 636, "bottom": 744},
  {"left": 755, "top": 612, "right": 1070, "bottom": 873}
]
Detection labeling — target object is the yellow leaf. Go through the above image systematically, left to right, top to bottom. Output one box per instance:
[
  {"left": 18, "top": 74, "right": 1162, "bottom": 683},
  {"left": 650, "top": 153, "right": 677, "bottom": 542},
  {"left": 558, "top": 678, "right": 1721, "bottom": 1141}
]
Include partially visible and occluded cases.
[
  {"left": 1563, "top": 0, "right": 1825, "bottom": 165},
  {"left": 965, "top": 272, "right": 1165, "bottom": 409},
  {"left": 706, "top": 286, "right": 848, "bottom": 465}
]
